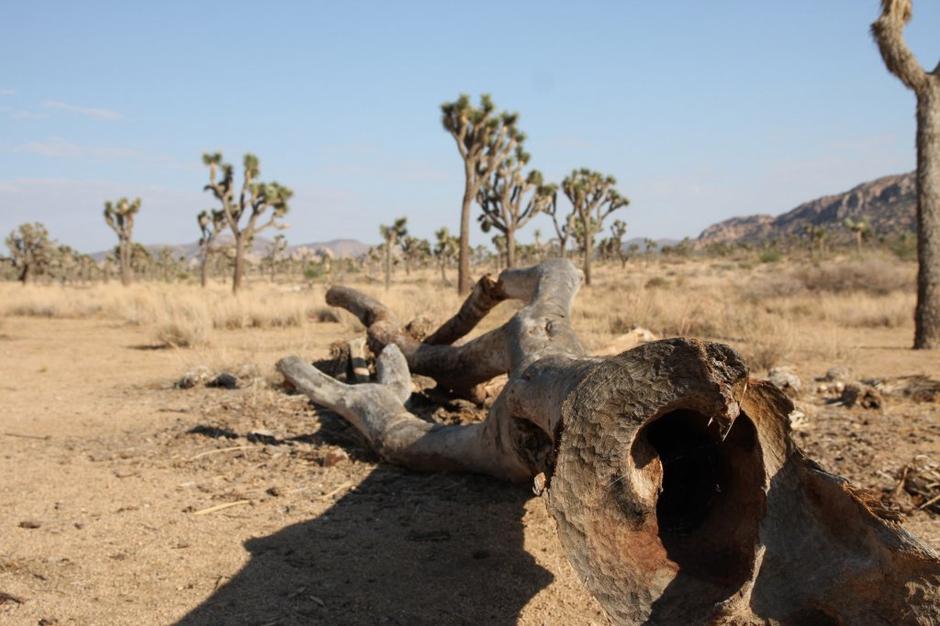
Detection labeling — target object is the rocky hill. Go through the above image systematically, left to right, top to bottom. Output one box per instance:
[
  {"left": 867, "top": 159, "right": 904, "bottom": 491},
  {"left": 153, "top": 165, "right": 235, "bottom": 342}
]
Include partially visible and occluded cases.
[{"left": 698, "top": 172, "right": 916, "bottom": 245}]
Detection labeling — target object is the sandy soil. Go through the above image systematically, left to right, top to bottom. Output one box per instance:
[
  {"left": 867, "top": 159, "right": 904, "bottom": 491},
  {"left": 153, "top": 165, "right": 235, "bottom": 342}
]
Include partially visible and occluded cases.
[{"left": 0, "top": 315, "right": 937, "bottom": 625}]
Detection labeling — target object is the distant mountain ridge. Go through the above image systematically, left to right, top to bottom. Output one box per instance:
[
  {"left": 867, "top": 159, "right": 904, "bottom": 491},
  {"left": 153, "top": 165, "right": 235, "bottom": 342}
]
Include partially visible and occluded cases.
[
  {"left": 698, "top": 172, "right": 916, "bottom": 245},
  {"left": 89, "top": 237, "right": 370, "bottom": 262}
]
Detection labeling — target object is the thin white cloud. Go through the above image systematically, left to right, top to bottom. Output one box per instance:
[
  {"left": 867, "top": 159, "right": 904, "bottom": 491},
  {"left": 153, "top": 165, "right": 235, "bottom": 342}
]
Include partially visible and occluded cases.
[
  {"left": 0, "top": 89, "right": 15, "bottom": 96},
  {"left": 41, "top": 99, "right": 122, "bottom": 120},
  {"left": 11, "top": 110, "right": 47, "bottom": 120},
  {"left": 10, "top": 138, "right": 200, "bottom": 173},
  {"left": 15, "top": 138, "right": 138, "bottom": 159}
]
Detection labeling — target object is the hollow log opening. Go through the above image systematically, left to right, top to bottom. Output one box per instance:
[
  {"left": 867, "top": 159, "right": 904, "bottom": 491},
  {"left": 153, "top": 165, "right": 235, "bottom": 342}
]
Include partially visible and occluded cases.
[{"left": 637, "top": 409, "right": 764, "bottom": 589}]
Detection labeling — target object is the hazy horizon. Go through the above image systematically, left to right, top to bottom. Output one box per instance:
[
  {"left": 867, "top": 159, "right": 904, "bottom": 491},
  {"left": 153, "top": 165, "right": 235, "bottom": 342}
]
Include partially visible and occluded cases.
[{"left": 2, "top": 1, "right": 937, "bottom": 253}]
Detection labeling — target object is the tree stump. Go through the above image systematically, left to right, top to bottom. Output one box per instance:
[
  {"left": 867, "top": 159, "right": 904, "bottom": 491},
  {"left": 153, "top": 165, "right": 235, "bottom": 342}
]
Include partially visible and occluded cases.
[{"left": 278, "top": 259, "right": 940, "bottom": 624}]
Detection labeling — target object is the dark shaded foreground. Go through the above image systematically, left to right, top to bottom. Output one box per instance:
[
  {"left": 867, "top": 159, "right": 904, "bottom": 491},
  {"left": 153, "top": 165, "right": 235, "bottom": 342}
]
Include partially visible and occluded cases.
[{"left": 177, "top": 469, "right": 553, "bottom": 625}]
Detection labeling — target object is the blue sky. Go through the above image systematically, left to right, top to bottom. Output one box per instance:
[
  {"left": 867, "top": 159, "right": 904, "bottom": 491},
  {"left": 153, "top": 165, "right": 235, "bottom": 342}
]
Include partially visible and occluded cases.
[{"left": 1, "top": 1, "right": 937, "bottom": 252}]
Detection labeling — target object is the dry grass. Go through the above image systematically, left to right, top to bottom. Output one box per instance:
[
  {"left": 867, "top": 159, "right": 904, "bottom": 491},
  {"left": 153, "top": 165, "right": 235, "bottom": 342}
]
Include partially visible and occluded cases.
[
  {"left": 0, "top": 255, "right": 916, "bottom": 367},
  {"left": 0, "top": 282, "right": 333, "bottom": 347}
]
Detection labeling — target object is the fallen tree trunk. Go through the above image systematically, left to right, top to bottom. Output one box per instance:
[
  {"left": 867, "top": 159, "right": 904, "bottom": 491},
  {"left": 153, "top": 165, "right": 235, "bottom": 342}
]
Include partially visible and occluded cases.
[{"left": 278, "top": 259, "right": 940, "bottom": 624}]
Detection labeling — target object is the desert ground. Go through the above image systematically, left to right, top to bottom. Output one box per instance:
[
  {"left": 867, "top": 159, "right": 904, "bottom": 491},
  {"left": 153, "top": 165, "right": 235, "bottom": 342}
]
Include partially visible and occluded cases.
[{"left": 0, "top": 254, "right": 938, "bottom": 625}]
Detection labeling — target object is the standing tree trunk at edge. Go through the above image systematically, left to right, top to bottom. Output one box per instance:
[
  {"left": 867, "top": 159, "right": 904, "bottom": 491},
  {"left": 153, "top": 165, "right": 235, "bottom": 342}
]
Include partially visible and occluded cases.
[
  {"left": 872, "top": 0, "right": 940, "bottom": 349},
  {"left": 914, "top": 83, "right": 940, "bottom": 347},
  {"left": 278, "top": 259, "right": 940, "bottom": 624}
]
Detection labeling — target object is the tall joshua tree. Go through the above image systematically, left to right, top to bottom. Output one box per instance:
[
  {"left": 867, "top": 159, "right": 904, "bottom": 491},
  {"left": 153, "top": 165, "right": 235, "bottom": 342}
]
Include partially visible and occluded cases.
[
  {"left": 872, "top": 0, "right": 940, "bottom": 348},
  {"left": 441, "top": 94, "right": 525, "bottom": 293},
  {"left": 477, "top": 148, "right": 556, "bottom": 268},
  {"left": 203, "top": 152, "right": 291, "bottom": 294},
  {"left": 562, "top": 169, "right": 629, "bottom": 286},
  {"left": 103, "top": 197, "right": 141, "bottom": 286},
  {"left": 197, "top": 209, "right": 226, "bottom": 288},
  {"left": 379, "top": 217, "right": 407, "bottom": 290},
  {"left": 5, "top": 222, "right": 53, "bottom": 284},
  {"left": 433, "top": 227, "right": 459, "bottom": 284}
]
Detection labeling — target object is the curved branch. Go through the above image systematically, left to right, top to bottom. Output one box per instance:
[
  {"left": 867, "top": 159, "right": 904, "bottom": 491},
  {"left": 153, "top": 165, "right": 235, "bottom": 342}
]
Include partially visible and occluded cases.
[
  {"left": 871, "top": 0, "right": 930, "bottom": 93},
  {"left": 326, "top": 259, "right": 583, "bottom": 398},
  {"left": 424, "top": 273, "right": 507, "bottom": 345},
  {"left": 277, "top": 348, "right": 528, "bottom": 479}
]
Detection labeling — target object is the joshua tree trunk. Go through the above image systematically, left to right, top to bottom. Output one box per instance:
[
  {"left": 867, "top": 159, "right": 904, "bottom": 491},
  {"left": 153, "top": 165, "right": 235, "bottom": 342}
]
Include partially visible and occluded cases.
[
  {"left": 872, "top": 0, "right": 940, "bottom": 349},
  {"left": 915, "top": 85, "right": 940, "bottom": 348},
  {"left": 458, "top": 172, "right": 473, "bottom": 294},
  {"left": 505, "top": 227, "right": 516, "bottom": 268},
  {"left": 233, "top": 234, "right": 246, "bottom": 294},
  {"left": 583, "top": 238, "right": 593, "bottom": 286},
  {"left": 119, "top": 240, "right": 131, "bottom": 287},
  {"left": 279, "top": 259, "right": 940, "bottom": 623},
  {"left": 18, "top": 264, "right": 31, "bottom": 284}
]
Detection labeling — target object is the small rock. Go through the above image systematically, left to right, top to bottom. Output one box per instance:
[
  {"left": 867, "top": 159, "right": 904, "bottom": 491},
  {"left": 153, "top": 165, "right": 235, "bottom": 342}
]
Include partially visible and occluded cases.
[
  {"left": 175, "top": 366, "right": 211, "bottom": 389},
  {"left": 768, "top": 366, "right": 802, "bottom": 398},
  {"left": 820, "top": 366, "right": 852, "bottom": 383},
  {"left": 207, "top": 372, "right": 239, "bottom": 389},
  {"left": 841, "top": 383, "right": 883, "bottom": 410},
  {"left": 320, "top": 449, "right": 349, "bottom": 467},
  {"left": 266, "top": 486, "right": 283, "bottom": 497},
  {"left": 18, "top": 519, "right": 41, "bottom": 529}
]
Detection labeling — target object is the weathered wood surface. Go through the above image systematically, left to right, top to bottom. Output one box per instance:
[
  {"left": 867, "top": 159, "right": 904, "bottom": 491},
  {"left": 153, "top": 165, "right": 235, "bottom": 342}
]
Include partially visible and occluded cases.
[{"left": 278, "top": 259, "right": 940, "bottom": 624}]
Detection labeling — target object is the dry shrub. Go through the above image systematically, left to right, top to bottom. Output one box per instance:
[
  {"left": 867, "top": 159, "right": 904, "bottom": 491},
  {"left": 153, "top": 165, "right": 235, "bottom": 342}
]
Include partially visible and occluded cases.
[{"left": 796, "top": 257, "right": 913, "bottom": 295}]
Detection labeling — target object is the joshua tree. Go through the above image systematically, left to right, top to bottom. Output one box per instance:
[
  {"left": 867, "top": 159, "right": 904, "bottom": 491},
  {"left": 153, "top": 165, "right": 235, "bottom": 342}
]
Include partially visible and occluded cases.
[
  {"left": 872, "top": 0, "right": 940, "bottom": 348},
  {"left": 441, "top": 94, "right": 525, "bottom": 293},
  {"left": 476, "top": 149, "right": 555, "bottom": 268},
  {"left": 203, "top": 152, "right": 292, "bottom": 294},
  {"left": 562, "top": 169, "right": 629, "bottom": 286},
  {"left": 103, "top": 197, "right": 141, "bottom": 286},
  {"left": 545, "top": 197, "right": 574, "bottom": 259},
  {"left": 197, "top": 209, "right": 226, "bottom": 288},
  {"left": 380, "top": 217, "right": 408, "bottom": 290},
  {"left": 843, "top": 217, "right": 871, "bottom": 255},
  {"left": 608, "top": 219, "right": 628, "bottom": 267},
  {"left": 5, "top": 222, "right": 53, "bottom": 284},
  {"left": 804, "top": 224, "right": 828, "bottom": 257},
  {"left": 433, "top": 227, "right": 459, "bottom": 284},
  {"left": 263, "top": 234, "right": 288, "bottom": 282},
  {"left": 400, "top": 236, "right": 431, "bottom": 276},
  {"left": 127, "top": 243, "right": 154, "bottom": 278},
  {"left": 156, "top": 247, "right": 181, "bottom": 282}
]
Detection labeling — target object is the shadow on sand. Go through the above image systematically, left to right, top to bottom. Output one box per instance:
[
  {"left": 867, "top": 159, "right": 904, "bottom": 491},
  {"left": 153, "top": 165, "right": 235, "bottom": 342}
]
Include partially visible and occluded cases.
[{"left": 177, "top": 468, "right": 553, "bottom": 625}]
